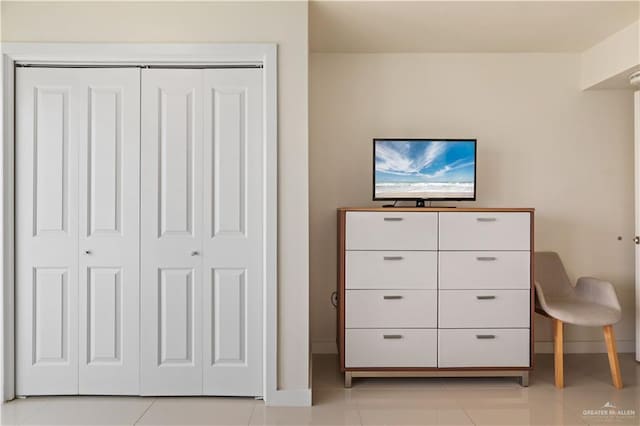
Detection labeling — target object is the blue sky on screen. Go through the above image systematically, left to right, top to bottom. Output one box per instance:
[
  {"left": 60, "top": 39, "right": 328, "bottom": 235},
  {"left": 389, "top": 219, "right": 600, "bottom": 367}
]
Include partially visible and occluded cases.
[{"left": 375, "top": 140, "right": 475, "bottom": 183}]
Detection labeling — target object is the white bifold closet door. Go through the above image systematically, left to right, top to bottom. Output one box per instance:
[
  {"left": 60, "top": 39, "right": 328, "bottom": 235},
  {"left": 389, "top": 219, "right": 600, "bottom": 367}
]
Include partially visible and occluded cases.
[
  {"left": 16, "top": 68, "right": 141, "bottom": 395},
  {"left": 140, "top": 68, "right": 263, "bottom": 396}
]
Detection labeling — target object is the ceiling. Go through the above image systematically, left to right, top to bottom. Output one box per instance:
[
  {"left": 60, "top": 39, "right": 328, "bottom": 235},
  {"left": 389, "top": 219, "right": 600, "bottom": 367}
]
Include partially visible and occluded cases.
[{"left": 310, "top": 1, "right": 640, "bottom": 53}]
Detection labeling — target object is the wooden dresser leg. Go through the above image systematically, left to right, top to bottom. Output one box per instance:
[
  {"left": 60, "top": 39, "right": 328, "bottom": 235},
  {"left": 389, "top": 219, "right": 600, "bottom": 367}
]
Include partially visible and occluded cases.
[
  {"left": 553, "top": 319, "right": 564, "bottom": 389},
  {"left": 603, "top": 325, "right": 623, "bottom": 389},
  {"left": 345, "top": 372, "right": 352, "bottom": 388},
  {"left": 521, "top": 372, "right": 529, "bottom": 387}
]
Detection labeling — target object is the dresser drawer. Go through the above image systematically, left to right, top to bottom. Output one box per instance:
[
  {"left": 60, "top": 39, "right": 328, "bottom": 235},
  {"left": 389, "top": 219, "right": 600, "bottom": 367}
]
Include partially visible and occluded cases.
[
  {"left": 346, "top": 212, "right": 437, "bottom": 250},
  {"left": 439, "top": 212, "right": 530, "bottom": 250},
  {"left": 346, "top": 251, "right": 437, "bottom": 289},
  {"left": 439, "top": 251, "right": 530, "bottom": 290},
  {"left": 346, "top": 290, "right": 437, "bottom": 328},
  {"left": 439, "top": 290, "right": 530, "bottom": 328},
  {"left": 346, "top": 329, "right": 437, "bottom": 368},
  {"left": 438, "top": 329, "right": 530, "bottom": 368}
]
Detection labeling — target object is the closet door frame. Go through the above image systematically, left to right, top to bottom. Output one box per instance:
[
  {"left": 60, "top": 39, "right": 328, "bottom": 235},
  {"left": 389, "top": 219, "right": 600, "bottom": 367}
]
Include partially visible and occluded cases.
[{"left": 0, "top": 43, "right": 282, "bottom": 404}]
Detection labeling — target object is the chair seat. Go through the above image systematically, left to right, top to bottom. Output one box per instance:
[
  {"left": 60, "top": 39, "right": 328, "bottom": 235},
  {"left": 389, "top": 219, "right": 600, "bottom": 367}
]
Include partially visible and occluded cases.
[{"left": 542, "top": 298, "right": 622, "bottom": 326}]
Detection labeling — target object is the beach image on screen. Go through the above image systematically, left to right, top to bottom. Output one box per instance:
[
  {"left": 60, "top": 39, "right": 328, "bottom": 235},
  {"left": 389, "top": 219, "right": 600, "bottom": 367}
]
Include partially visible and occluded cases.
[{"left": 375, "top": 140, "right": 475, "bottom": 199}]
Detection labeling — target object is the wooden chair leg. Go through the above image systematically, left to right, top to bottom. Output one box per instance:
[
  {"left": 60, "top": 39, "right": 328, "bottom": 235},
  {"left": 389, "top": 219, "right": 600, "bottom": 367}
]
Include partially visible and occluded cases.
[
  {"left": 553, "top": 319, "right": 564, "bottom": 388},
  {"left": 603, "top": 325, "right": 623, "bottom": 389}
]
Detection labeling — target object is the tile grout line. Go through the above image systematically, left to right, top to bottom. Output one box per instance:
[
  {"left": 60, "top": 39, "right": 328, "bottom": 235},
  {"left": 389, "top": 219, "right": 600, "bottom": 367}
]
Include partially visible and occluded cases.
[
  {"left": 447, "top": 391, "right": 477, "bottom": 426},
  {"left": 354, "top": 393, "right": 364, "bottom": 426},
  {"left": 133, "top": 397, "right": 157, "bottom": 425},
  {"left": 246, "top": 399, "right": 259, "bottom": 425},
  {"left": 356, "top": 400, "right": 364, "bottom": 426},
  {"left": 460, "top": 406, "right": 477, "bottom": 426}
]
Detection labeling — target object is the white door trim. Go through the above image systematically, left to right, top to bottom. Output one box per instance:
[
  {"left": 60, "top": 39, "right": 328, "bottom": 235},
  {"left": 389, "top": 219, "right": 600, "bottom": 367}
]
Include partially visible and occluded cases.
[
  {"left": 0, "top": 43, "right": 283, "bottom": 404},
  {"left": 635, "top": 89, "right": 640, "bottom": 363}
]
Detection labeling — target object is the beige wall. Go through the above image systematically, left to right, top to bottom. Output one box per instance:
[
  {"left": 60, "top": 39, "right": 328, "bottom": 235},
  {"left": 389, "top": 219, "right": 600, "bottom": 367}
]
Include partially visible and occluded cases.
[
  {"left": 1, "top": 1, "right": 310, "bottom": 390},
  {"left": 310, "top": 53, "right": 635, "bottom": 353}
]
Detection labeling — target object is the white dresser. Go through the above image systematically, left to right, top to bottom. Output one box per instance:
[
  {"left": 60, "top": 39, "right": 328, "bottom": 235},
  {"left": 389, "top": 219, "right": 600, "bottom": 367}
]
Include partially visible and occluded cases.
[{"left": 337, "top": 208, "right": 534, "bottom": 387}]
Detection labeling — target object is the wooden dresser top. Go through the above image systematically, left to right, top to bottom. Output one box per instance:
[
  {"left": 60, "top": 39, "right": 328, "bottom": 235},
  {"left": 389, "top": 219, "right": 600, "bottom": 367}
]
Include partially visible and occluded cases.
[{"left": 338, "top": 207, "right": 535, "bottom": 213}]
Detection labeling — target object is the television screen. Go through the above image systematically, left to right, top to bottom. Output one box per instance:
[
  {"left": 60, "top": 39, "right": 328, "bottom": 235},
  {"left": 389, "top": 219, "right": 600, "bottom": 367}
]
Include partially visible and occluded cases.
[{"left": 373, "top": 139, "right": 476, "bottom": 201}]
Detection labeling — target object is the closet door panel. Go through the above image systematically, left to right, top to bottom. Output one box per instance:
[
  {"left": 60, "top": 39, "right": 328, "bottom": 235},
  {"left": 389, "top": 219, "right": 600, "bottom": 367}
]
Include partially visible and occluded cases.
[
  {"left": 16, "top": 68, "right": 81, "bottom": 395},
  {"left": 16, "top": 68, "right": 141, "bottom": 396},
  {"left": 78, "top": 69, "right": 140, "bottom": 394},
  {"left": 141, "top": 69, "right": 204, "bottom": 395},
  {"left": 202, "top": 69, "right": 263, "bottom": 396},
  {"left": 158, "top": 268, "right": 196, "bottom": 364},
  {"left": 32, "top": 269, "right": 72, "bottom": 364}
]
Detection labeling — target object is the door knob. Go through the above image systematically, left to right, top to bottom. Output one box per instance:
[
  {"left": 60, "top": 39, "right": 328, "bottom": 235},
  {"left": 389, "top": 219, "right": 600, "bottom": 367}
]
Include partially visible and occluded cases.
[
  {"left": 634, "top": 237, "right": 640, "bottom": 245},
  {"left": 84, "top": 250, "right": 92, "bottom": 255},
  {"left": 191, "top": 251, "right": 199, "bottom": 256}
]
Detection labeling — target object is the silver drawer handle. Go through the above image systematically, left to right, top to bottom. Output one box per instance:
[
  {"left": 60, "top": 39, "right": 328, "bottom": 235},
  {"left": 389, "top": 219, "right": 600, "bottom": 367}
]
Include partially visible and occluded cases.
[
  {"left": 383, "top": 217, "right": 403, "bottom": 221},
  {"left": 477, "top": 217, "right": 497, "bottom": 222},
  {"left": 383, "top": 256, "right": 404, "bottom": 261},
  {"left": 476, "top": 256, "right": 497, "bottom": 261},
  {"left": 383, "top": 295, "right": 403, "bottom": 300},
  {"left": 476, "top": 295, "right": 496, "bottom": 300},
  {"left": 383, "top": 334, "right": 403, "bottom": 339},
  {"left": 476, "top": 335, "right": 496, "bottom": 339}
]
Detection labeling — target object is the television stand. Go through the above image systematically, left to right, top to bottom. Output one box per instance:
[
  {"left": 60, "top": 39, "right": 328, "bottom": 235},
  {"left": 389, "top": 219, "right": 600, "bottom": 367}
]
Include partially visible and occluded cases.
[
  {"left": 381, "top": 200, "right": 459, "bottom": 208},
  {"left": 382, "top": 200, "right": 429, "bottom": 208},
  {"left": 417, "top": 201, "right": 459, "bottom": 208}
]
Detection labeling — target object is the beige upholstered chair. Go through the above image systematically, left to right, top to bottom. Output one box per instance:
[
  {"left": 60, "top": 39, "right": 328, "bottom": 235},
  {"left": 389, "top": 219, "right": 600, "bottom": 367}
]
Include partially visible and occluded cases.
[{"left": 534, "top": 252, "right": 623, "bottom": 389}]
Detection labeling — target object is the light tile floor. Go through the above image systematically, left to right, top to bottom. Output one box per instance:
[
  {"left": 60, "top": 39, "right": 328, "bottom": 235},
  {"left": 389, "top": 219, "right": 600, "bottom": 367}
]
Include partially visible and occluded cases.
[{"left": 1, "top": 353, "right": 638, "bottom": 425}]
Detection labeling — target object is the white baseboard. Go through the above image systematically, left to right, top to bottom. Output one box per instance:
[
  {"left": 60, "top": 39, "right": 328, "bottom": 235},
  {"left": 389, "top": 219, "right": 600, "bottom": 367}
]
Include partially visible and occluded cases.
[
  {"left": 311, "top": 340, "right": 636, "bottom": 355},
  {"left": 535, "top": 340, "right": 635, "bottom": 354},
  {"left": 265, "top": 388, "right": 312, "bottom": 407}
]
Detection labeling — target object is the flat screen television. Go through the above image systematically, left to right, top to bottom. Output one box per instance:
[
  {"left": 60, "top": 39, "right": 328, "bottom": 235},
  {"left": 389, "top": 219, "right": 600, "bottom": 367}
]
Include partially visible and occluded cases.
[{"left": 373, "top": 139, "right": 476, "bottom": 203}]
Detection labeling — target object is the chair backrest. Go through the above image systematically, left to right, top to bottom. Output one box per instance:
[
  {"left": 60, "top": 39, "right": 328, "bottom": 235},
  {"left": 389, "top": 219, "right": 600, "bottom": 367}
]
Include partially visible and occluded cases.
[{"left": 534, "top": 251, "right": 574, "bottom": 298}]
